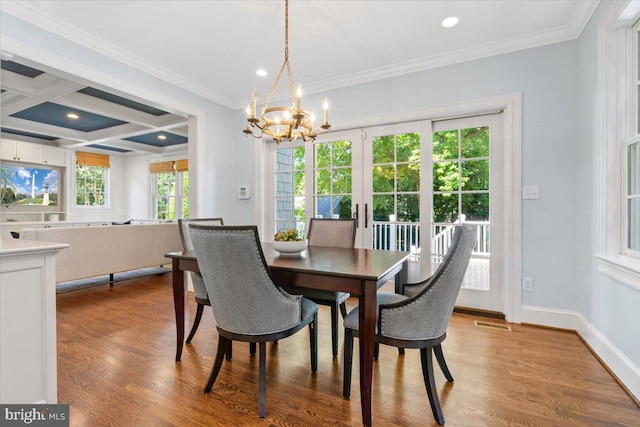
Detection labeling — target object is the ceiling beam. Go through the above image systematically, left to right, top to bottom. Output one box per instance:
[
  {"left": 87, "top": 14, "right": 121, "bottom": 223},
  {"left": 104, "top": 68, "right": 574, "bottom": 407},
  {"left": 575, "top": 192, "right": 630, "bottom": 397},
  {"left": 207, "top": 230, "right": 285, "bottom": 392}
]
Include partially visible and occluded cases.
[
  {"left": 0, "top": 69, "right": 37, "bottom": 96},
  {"left": 1, "top": 79, "right": 86, "bottom": 117},
  {"left": 54, "top": 91, "right": 187, "bottom": 129},
  {"left": 1, "top": 116, "right": 87, "bottom": 142},
  {"left": 84, "top": 122, "right": 181, "bottom": 144},
  {"left": 97, "top": 139, "right": 165, "bottom": 154}
]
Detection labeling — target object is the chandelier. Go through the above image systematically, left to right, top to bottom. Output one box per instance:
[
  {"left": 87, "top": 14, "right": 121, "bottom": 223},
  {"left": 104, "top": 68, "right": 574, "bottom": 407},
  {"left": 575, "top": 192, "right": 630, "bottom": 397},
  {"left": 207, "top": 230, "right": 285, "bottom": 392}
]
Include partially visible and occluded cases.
[{"left": 243, "top": 0, "right": 330, "bottom": 144}]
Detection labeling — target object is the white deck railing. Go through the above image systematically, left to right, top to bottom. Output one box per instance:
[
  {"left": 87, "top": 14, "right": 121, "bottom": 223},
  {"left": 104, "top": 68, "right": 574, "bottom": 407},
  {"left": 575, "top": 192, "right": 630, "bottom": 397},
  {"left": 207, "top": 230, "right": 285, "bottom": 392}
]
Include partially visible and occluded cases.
[{"left": 371, "top": 218, "right": 490, "bottom": 261}]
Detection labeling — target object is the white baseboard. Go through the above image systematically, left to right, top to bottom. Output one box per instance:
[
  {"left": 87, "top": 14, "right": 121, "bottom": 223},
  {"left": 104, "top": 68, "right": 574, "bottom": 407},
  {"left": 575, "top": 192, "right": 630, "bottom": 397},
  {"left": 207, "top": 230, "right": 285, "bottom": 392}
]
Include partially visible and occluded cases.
[{"left": 521, "top": 305, "right": 640, "bottom": 401}]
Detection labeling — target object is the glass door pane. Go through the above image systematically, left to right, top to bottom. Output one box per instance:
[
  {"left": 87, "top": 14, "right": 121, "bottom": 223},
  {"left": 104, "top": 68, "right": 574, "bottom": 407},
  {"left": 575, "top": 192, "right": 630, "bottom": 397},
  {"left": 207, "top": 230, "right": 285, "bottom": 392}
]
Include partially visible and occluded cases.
[
  {"left": 432, "top": 124, "right": 490, "bottom": 289},
  {"left": 368, "top": 129, "right": 422, "bottom": 257},
  {"left": 314, "top": 139, "right": 353, "bottom": 219},
  {"left": 275, "top": 146, "right": 306, "bottom": 235}
]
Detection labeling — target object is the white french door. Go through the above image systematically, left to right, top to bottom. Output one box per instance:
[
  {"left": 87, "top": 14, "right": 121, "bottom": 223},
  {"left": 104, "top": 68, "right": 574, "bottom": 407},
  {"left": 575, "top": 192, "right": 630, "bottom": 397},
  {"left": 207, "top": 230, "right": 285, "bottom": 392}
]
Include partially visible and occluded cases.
[
  {"left": 268, "top": 114, "right": 504, "bottom": 313},
  {"left": 429, "top": 115, "right": 504, "bottom": 312},
  {"left": 361, "top": 121, "right": 431, "bottom": 272}
]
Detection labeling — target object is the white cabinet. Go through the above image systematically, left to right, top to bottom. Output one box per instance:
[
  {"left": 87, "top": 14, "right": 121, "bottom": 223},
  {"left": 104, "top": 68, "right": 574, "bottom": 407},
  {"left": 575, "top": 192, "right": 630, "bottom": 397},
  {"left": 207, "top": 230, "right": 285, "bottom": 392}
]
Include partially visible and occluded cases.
[
  {"left": 0, "top": 140, "right": 68, "bottom": 167},
  {"left": 0, "top": 140, "right": 44, "bottom": 163},
  {"left": 0, "top": 140, "right": 15, "bottom": 160},
  {"left": 43, "top": 145, "right": 68, "bottom": 166},
  {"left": 0, "top": 238, "right": 68, "bottom": 404}
]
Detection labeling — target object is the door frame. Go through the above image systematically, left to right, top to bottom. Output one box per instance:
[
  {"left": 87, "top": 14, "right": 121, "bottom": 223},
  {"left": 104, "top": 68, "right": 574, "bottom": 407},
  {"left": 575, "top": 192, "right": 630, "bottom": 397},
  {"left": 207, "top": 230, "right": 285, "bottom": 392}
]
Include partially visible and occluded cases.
[{"left": 256, "top": 93, "right": 522, "bottom": 323}]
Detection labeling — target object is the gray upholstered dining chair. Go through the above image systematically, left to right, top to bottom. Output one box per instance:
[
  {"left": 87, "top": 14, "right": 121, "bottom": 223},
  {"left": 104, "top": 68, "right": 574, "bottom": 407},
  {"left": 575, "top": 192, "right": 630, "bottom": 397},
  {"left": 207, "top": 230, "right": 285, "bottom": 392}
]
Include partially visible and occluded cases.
[
  {"left": 177, "top": 218, "right": 224, "bottom": 344},
  {"left": 281, "top": 218, "right": 356, "bottom": 357},
  {"left": 343, "top": 224, "right": 476, "bottom": 425},
  {"left": 189, "top": 225, "right": 318, "bottom": 418}
]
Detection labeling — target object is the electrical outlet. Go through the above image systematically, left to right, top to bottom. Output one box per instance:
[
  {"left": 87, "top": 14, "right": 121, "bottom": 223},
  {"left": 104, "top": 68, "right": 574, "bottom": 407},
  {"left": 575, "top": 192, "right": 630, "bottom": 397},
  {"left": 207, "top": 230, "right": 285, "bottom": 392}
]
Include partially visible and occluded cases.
[{"left": 522, "top": 277, "right": 534, "bottom": 292}]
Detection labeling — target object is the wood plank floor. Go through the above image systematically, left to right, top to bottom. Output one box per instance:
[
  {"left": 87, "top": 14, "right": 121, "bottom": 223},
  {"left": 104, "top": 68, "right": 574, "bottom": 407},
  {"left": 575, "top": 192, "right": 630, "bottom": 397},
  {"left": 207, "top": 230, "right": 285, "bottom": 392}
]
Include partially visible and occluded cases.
[{"left": 56, "top": 273, "right": 640, "bottom": 426}]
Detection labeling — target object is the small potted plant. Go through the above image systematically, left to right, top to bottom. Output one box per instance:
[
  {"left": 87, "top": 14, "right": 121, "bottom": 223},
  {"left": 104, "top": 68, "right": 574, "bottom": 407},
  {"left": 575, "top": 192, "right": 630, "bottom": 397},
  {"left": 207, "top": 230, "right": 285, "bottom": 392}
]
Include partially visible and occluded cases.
[{"left": 272, "top": 228, "right": 308, "bottom": 256}]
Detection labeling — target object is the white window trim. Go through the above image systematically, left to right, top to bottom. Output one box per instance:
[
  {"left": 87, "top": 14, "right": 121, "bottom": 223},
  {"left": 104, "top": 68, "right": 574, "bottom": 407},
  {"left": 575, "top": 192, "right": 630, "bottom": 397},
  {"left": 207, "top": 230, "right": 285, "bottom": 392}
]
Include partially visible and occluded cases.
[{"left": 596, "top": 1, "right": 640, "bottom": 291}]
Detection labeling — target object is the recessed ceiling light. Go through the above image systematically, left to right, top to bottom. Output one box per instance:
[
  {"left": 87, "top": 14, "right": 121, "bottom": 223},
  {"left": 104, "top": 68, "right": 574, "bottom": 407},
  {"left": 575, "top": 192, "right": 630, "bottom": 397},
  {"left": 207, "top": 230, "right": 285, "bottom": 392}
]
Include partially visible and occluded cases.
[
  {"left": 441, "top": 16, "right": 459, "bottom": 28},
  {"left": 256, "top": 68, "right": 268, "bottom": 77},
  {"left": 66, "top": 113, "right": 79, "bottom": 120},
  {"left": 158, "top": 134, "right": 167, "bottom": 140}
]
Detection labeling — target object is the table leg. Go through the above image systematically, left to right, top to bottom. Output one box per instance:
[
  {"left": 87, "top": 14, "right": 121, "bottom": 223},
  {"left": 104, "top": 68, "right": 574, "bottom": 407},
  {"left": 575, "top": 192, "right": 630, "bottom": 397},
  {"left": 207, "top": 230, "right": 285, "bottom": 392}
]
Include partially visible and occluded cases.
[
  {"left": 172, "top": 258, "right": 186, "bottom": 362},
  {"left": 359, "top": 280, "right": 377, "bottom": 426}
]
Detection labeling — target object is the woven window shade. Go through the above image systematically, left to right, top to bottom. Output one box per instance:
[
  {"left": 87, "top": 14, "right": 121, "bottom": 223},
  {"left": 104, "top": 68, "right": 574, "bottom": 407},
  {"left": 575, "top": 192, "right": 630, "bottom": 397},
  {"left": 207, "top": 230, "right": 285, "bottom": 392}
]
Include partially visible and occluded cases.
[
  {"left": 76, "top": 151, "right": 110, "bottom": 168},
  {"left": 175, "top": 159, "right": 188, "bottom": 172},
  {"left": 149, "top": 161, "right": 175, "bottom": 174}
]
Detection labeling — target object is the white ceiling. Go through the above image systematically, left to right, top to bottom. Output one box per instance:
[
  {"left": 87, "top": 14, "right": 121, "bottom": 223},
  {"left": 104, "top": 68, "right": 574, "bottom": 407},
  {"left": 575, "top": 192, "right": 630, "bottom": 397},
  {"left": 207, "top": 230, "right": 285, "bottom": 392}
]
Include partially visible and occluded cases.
[{"left": 1, "top": 0, "right": 599, "bottom": 110}]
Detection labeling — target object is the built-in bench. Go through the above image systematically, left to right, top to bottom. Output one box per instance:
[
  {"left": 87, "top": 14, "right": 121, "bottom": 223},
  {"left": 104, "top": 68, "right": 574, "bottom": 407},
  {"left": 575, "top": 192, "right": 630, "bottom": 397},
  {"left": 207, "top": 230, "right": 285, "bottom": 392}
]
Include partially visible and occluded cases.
[{"left": 20, "top": 223, "right": 182, "bottom": 283}]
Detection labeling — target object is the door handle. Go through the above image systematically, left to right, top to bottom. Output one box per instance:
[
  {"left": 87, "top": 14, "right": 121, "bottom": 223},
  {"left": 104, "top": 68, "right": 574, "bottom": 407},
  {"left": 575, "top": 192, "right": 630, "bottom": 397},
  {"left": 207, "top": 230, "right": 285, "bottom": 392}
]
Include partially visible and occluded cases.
[
  {"left": 353, "top": 203, "right": 359, "bottom": 228},
  {"left": 364, "top": 203, "right": 369, "bottom": 228}
]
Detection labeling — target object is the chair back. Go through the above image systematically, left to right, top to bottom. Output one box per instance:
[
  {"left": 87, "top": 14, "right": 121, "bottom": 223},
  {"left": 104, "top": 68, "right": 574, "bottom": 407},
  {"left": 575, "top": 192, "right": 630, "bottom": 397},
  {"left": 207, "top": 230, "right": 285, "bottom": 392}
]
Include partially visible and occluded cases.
[
  {"left": 178, "top": 218, "right": 224, "bottom": 251},
  {"left": 307, "top": 218, "right": 356, "bottom": 248},
  {"left": 379, "top": 224, "right": 477, "bottom": 341},
  {"left": 189, "top": 225, "right": 304, "bottom": 335}
]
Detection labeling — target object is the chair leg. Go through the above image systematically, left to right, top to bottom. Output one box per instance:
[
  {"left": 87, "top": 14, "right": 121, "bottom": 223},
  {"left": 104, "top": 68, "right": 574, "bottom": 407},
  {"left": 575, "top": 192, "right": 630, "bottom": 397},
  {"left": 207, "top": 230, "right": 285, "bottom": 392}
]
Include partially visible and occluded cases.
[
  {"left": 339, "top": 301, "right": 347, "bottom": 318},
  {"left": 186, "top": 303, "right": 205, "bottom": 344},
  {"left": 330, "top": 303, "right": 339, "bottom": 358},
  {"left": 310, "top": 312, "right": 318, "bottom": 373},
  {"left": 343, "top": 328, "right": 353, "bottom": 398},
  {"left": 204, "top": 336, "right": 230, "bottom": 393},
  {"left": 226, "top": 341, "right": 233, "bottom": 361},
  {"left": 250, "top": 342, "right": 256, "bottom": 355},
  {"left": 258, "top": 342, "right": 266, "bottom": 418},
  {"left": 374, "top": 343, "right": 379, "bottom": 360},
  {"left": 434, "top": 344, "right": 453, "bottom": 382},
  {"left": 421, "top": 347, "right": 445, "bottom": 425}
]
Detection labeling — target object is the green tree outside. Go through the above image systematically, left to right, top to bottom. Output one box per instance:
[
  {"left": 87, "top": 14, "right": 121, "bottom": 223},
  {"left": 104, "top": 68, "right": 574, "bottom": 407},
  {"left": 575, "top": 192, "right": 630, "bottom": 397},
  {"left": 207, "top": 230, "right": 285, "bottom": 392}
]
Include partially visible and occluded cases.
[{"left": 76, "top": 165, "right": 106, "bottom": 206}]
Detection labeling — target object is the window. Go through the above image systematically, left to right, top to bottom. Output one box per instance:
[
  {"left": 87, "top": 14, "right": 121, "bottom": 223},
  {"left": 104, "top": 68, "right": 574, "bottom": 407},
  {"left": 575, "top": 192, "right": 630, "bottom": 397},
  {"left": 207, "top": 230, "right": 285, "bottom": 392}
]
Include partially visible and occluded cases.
[
  {"left": 596, "top": 3, "right": 640, "bottom": 289},
  {"left": 626, "top": 23, "right": 640, "bottom": 254},
  {"left": 628, "top": 140, "right": 639, "bottom": 252},
  {"left": 274, "top": 146, "right": 305, "bottom": 234},
  {"left": 75, "top": 151, "right": 109, "bottom": 207},
  {"left": 150, "top": 159, "right": 189, "bottom": 220}
]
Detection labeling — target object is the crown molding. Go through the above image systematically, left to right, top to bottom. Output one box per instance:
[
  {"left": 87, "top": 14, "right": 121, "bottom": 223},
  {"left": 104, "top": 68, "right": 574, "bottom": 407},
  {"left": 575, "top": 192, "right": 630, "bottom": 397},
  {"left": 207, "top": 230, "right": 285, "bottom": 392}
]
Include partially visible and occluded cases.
[
  {"left": 3, "top": 0, "right": 599, "bottom": 111},
  {"left": 1, "top": 1, "right": 235, "bottom": 109},
  {"left": 278, "top": 1, "right": 601, "bottom": 107}
]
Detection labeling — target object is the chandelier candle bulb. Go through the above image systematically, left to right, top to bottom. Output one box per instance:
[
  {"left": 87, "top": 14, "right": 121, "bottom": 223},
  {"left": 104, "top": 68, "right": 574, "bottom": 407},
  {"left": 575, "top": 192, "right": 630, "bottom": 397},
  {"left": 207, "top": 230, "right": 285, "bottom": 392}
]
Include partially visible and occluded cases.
[
  {"left": 296, "top": 85, "right": 302, "bottom": 111},
  {"left": 251, "top": 90, "right": 257, "bottom": 119},
  {"left": 322, "top": 99, "right": 329, "bottom": 128}
]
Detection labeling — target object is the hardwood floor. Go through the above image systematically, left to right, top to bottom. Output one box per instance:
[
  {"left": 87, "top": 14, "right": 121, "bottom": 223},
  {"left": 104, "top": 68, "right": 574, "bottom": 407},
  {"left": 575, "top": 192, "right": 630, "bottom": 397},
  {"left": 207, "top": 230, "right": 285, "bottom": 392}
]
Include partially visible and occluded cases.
[{"left": 56, "top": 273, "right": 640, "bottom": 426}]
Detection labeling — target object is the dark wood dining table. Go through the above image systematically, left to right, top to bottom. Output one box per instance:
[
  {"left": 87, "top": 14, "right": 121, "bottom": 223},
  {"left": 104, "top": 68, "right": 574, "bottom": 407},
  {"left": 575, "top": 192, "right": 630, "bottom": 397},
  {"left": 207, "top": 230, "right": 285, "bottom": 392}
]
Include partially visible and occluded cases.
[{"left": 166, "top": 243, "right": 410, "bottom": 426}]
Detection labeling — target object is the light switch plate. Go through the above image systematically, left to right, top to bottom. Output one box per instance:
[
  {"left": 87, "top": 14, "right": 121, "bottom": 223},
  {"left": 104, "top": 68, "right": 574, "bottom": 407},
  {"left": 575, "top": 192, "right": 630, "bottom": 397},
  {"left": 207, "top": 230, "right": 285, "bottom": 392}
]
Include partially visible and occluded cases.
[{"left": 523, "top": 185, "right": 539, "bottom": 200}]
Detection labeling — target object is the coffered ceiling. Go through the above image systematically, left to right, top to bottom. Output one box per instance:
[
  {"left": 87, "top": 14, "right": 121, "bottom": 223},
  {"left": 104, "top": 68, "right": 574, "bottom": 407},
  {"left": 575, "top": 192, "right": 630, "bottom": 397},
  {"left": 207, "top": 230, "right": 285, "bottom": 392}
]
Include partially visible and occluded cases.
[
  {"left": 0, "top": 1, "right": 599, "bottom": 155},
  {"left": 1, "top": 59, "right": 189, "bottom": 155}
]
